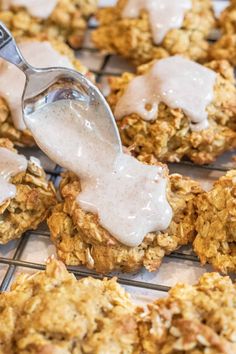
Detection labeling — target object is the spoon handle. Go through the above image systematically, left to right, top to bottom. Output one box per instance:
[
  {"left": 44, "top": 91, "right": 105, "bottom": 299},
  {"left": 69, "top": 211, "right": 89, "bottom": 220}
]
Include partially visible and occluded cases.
[
  {"left": 0, "top": 22, "right": 32, "bottom": 74},
  {"left": 0, "top": 23, "right": 11, "bottom": 49}
]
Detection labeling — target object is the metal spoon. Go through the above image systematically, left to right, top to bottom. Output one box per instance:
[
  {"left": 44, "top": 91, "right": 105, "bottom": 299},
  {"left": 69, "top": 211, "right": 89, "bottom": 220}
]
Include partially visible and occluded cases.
[{"left": 0, "top": 22, "right": 122, "bottom": 150}]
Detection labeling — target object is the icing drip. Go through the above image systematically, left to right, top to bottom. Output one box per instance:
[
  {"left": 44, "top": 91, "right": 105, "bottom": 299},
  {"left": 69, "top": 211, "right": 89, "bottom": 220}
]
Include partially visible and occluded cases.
[
  {"left": 122, "top": 0, "right": 191, "bottom": 44},
  {"left": 115, "top": 56, "right": 217, "bottom": 131},
  {"left": 0, "top": 147, "right": 27, "bottom": 204}
]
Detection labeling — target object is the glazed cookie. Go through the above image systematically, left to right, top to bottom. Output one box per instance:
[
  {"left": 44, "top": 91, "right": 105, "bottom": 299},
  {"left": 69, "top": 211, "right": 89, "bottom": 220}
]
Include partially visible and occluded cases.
[
  {"left": 0, "top": 0, "right": 98, "bottom": 48},
  {"left": 92, "top": 0, "right": 216, "bottom": 66},
  {"left": 210, "top": 0, "right": 236, "bottom": 66},
  {"left": 0, "top": 38, "right": 92, "bottom": 146},
  {"left": 107, "top": 58, "right": 236, "bottom": 165},
  {"left": 0, "top": 138, "right": 56, "bottom": 244},
  {"left": 47, "top": 164, "right": 202, "bottom": 273},
  {"left": 193, "top": 170, "right": 236, "bottom": 274},
  {"left": 0, "top": 258, "right": 138, "bottom": 354},
  {"left": 139, "top": 272, "right": 236, "bottom": 353}
]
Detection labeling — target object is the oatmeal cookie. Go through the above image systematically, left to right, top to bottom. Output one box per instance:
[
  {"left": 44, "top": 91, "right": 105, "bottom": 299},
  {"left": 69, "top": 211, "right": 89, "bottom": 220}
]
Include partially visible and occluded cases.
[
  {"left": 0, "top": 0, "right": 98, "bottom": 49},
  {"left": 92, "top": 0, "right": 216, "bottom": 66},
  {"left": 217, "top": 0, "right": 236, "bottom": 35},
  {"left": 209, "top": 1, "right": 236, "bottom": 66},
  {"left": 210, "top": 34, "right": 236, "bottom": 67},
  {"left": 0, "top": 38, "right": 92, "bottom": 147},
  {"left": 107, "top": 60, "right": 236, "bottom": 165},
  {"left": 0, "top": 138, "right": 56, "bottom": 244},
  {"left": 47, "top": 163, "right": 202, "bottom": 273},
  {"left": 193, "top": 170, "right": 236, "bottom": 274},
  {"left": 0, "top": 258, "right": 138, "bottom": 354},
  {"left": 139, "top": 272, "right": 236, "bottom": 353}
]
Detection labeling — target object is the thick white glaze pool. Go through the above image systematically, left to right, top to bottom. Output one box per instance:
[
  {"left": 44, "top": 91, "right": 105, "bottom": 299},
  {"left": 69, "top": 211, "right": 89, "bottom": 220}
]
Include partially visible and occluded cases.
[{"left": 25, "top": 99, "right": 172, "bottom": 247}]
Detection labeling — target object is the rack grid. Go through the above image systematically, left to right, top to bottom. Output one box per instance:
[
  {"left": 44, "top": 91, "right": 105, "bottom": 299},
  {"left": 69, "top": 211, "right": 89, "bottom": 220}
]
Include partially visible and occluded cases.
[{"left": 0, "top": 0, "right": 234, "bottom": 301}]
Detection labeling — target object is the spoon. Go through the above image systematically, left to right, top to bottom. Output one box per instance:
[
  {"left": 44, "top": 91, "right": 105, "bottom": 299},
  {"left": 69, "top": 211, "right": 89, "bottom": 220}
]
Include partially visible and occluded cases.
[{"left": 0, "top": 22, "right": 122, "bottom": 151}]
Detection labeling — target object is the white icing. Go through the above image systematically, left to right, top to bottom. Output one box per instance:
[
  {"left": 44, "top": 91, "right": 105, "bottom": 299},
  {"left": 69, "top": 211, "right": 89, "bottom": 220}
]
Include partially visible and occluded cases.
[
  {"left": 2, "top": 0, "right": 57, "bottom": 19},
  {"left": 122, "top": 0, "right": 191, "bottom": 44},
  {"left": 0, "top": 41, "right": 74, "bottom": 131},
  {"left": 115, "top": 56, "right": 217, "bottom": 131},
  {"left": 25, "top": 99, "right": 172, "bottom": 247},
  {"left": 0, "top": 147, "right": 27, "bottom": 204},
  {"left": 78, "top": 153, "right": 172, "bottom": 247},
  {"left": 29, "top": 156, "right": 42, "bottom": 168}
]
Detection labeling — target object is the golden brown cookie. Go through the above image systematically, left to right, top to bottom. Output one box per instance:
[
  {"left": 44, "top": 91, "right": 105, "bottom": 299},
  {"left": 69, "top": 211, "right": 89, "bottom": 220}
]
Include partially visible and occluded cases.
[
  {"left": 0, "top": 0, "right": 98, "bottom": 48},
  {"left": 92, "top": 0, "right": 216, "bottom": 66},
  {"left": 217, "top": 0, "right": 236, "bottom": 35},
  {"left": 210, "top": 1, "right": 236, "bottom": 66},
  {"left": 210, "top": 34, "right": 236, "bottom": 67},
  {"left": 0, "top": 38, "right": 92, "bottom": 147},
  {"left": 107, "top": 60, "right": 236, "bottom": 165},
  {"left": 0, "top": 138, "right": 56, "bottom": 244},
  {"left": 47, "top": 161, "right": 202, "bottom": 273},
  {"left": 194, "top": 170, "right": 236, "bottom": 274},
  {"left": 0, "top": 258, "right": 139, "bottom": 354},
  {"left": 1, "top": 258, "right": 236, "bottom": 353},
  {"left": 138, "top": 272, "right": 236, "bottom": 353}
]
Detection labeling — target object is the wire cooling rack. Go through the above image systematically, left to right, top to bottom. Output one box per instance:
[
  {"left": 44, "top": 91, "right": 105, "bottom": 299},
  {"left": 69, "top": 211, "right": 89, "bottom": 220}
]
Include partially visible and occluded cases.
[{"left": 0, "top": 0, "right": 235, "bottom": 303}]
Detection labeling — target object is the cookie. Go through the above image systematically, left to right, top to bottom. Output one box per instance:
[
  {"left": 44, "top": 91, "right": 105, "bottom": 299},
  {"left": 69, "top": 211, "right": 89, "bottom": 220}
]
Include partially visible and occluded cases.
[
  {"left": 0, "top": 0, "right": 98, "bottom": 49},
  {"left": 92, "top": 0, "right": 215, "bottom": 65},
  {"left": 210, "top": 1, "right": 236, "bottom": 66},
  {"left": 107, "top": 59, "right": 236, "bottom": 165},
  {"left": 0, "top": 138, "right": 56, "bottom": 244},
  {"left": 48, "top": 162, "right": 202, "bottom": 273},
  {"left": 194, "top": 170, "right": 236, "bottom": 274},
  {"left": 0, "top": 258, "right": 138, "bottom": 353},
  {"left": 139, "top": 272, "right": 236, "bottom": 353}
]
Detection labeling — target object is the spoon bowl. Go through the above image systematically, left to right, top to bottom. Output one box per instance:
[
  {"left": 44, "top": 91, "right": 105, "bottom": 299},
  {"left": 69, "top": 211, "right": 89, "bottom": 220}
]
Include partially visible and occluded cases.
[{"left": 0, "top": 22, "right": 122, "bottom": 151}]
